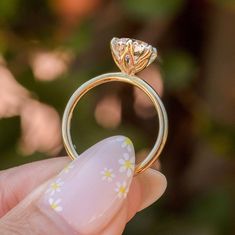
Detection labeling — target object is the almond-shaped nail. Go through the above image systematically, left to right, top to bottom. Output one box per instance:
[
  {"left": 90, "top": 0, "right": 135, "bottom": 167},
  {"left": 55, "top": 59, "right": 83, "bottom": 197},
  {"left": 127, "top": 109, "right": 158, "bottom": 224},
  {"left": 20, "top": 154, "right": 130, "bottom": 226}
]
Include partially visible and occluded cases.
[{"left": 38, "top": 136, "right": 135, "bottom": 234}]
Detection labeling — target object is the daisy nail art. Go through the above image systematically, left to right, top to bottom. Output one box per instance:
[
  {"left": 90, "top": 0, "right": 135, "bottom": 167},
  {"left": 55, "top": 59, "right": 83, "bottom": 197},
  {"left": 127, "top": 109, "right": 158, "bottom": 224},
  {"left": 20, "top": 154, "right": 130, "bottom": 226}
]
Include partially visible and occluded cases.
[
  {"left": 39, "top": 136, "right": 135, "bottom": 234},
  {"left": 116, "top": 136, "right": 133, "bottom": 152},
  {"left": 119, "top": 153, "right": 135, "bottom": 177},
  {"left": 62, "top": 163, "right": 74, "bottom": 173},
  {"left": 101, "top": 168, "right": 115, "bottom": 182},
  {"left": 46, "top": 178, "right": 64, "bottom": 196},
  {"left": 115, "top": 181, "right": 128, "bottom": 198},
  {"left": 49, "top": 198, "right": 63, "bottom": 212}
]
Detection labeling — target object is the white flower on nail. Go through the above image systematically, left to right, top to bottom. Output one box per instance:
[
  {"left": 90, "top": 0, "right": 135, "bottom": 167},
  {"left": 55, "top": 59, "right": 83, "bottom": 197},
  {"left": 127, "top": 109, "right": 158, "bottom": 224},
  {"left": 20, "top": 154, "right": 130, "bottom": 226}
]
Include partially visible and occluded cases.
[
  {"left": 116, "top": 137, "right": 133, "bottom": 152},
  {"left": 119, "top": 153, "right": 135, "bottom": 177},
  {"left": 62, "top": 163, "right": 74, "bottom": 173},
  {"left": 101, "top": 168, "right": 115, "bottom": 182},
  {"left": 46, "top": 178, "right": 64, "bottom": 196},
  {"left": 115, "top": 181, "right": 128, "bottom": 198},
  {"left": 49, "top": 198, "right": 63, "bottom": 212}
]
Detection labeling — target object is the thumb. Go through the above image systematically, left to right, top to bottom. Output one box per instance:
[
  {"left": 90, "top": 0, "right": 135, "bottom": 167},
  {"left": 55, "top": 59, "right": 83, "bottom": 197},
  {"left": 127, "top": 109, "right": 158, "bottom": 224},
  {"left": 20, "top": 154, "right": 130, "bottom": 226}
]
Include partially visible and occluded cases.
[{"left": 0, "top": 136, "right": 137, "bottom": 235}]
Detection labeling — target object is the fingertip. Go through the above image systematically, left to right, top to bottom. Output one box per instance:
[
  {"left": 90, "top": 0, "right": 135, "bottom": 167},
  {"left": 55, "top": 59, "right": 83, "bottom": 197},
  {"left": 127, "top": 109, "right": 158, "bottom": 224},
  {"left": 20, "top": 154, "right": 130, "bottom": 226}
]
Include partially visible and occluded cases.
[
  {"left": 125, "top": 168, "right": 167, "bottom": 222},
  {"left": 136, "top": 168, "right": 167, "bottom": 211}
]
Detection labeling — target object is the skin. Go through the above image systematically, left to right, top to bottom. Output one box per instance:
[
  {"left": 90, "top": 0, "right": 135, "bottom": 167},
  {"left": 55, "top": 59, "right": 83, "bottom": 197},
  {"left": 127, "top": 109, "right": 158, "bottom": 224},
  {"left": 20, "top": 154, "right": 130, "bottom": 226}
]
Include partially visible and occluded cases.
[
  {"left": 0, "top": 67, "right": 166, "bottom": 234},
  {"left": 0, "top": 157, "right": 166, "bottom": 235}
]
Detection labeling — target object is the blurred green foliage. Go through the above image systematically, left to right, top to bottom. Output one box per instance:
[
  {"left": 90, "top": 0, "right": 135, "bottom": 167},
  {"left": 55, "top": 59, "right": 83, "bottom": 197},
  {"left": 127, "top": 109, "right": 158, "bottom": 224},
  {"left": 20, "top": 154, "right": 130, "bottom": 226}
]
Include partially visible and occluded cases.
[
  {"left": 0, "top": 0, "right": 19, "bottom": 22},
  {"left": 121, "top": 0, "right": 184, "bottom": 19},
  {"left": 162, "top": 51, "right": 196, "bottom": 90}
]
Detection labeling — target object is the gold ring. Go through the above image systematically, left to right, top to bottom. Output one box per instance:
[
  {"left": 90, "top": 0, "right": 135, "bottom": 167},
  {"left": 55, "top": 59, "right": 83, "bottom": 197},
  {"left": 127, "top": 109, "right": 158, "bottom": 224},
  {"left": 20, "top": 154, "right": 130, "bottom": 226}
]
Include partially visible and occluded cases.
[{"left": 62, "top": 37, "right": 168, "bottom": 175}]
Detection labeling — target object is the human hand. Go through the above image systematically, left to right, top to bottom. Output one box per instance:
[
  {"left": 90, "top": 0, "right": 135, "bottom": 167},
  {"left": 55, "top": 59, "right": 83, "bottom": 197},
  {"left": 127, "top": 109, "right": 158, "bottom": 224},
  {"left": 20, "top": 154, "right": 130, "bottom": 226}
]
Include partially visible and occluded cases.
[{"left": 0, "top": 136, "right": 166, "bottom": 235}]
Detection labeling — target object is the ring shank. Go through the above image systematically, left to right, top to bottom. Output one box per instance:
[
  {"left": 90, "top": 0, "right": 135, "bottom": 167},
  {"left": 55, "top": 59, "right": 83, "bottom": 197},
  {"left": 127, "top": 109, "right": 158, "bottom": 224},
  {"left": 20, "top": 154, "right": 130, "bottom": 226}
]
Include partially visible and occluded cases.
[{"left": 62, "top": 72, "right": 168, "bottom": 175}]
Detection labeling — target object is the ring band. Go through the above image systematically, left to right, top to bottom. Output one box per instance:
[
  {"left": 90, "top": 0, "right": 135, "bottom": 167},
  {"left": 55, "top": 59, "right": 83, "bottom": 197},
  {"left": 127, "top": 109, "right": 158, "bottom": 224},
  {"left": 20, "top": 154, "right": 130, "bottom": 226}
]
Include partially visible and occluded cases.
[{"left": 62, "top": 38, "right": 168, "bottom": 175}]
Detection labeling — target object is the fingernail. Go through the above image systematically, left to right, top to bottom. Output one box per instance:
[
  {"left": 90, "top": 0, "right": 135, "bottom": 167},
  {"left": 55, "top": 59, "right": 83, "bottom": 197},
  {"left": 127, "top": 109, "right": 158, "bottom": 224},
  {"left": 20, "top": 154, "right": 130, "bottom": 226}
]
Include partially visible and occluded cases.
[{"left": 38, "top": 136, "right": 135, "bottom": 234}]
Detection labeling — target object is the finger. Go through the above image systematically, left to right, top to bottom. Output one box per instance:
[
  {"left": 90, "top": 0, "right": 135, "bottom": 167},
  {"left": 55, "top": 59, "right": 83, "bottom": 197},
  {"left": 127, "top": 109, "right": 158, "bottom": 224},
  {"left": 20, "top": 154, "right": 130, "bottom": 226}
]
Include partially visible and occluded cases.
[
  {"left": 0, "top": 136, "right": 136, "bottom": 235},
  {"left": 0, "top": 136, "right": 167, "bottom": 235},
  {"left": 0, "top": 157, "right": 69, "bottom": 217},
  {"left": 126, "top": 168, "right": 167, "bottom": 221},
  {"left": 137, "top": 168, "right": 167, "bottom": 211},
  {"left": 100, "top": 169, "right": 167, "bottom": 234},
  {"left": 100, "top": 179, "right": 141, "bottom": 235},
  {"left": 100, "top": 203, "right": 128, "bottom": 235}
]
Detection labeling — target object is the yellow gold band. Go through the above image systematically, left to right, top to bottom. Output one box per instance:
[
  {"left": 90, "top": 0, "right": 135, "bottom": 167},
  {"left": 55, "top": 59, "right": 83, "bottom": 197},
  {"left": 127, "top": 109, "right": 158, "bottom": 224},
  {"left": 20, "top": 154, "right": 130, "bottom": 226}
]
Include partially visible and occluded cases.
[{"left": 62, "top": 72, "right": 168, "bottom": 175}]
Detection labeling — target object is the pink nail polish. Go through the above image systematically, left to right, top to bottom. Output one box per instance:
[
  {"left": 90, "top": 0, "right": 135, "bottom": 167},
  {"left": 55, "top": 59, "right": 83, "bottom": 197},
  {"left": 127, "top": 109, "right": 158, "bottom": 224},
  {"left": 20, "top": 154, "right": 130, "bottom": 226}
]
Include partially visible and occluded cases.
[{"left": 38, "top": 136, "right": 135, "bottom": 234}]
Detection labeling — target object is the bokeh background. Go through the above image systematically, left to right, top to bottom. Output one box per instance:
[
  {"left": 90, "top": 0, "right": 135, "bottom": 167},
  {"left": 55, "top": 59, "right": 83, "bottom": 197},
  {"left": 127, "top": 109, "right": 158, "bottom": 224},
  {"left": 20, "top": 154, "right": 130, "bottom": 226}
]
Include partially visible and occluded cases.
[{"left": 0, "top": 0, "right": 235, "bottom": 234}]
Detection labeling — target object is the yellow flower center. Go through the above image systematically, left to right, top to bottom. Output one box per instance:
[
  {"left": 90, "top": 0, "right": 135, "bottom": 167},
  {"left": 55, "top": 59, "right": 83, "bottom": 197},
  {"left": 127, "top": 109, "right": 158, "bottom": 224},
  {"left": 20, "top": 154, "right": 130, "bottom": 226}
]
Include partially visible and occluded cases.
[
  {"left": 125, "top": 138, "right": 132, "bottom": 146},
  {"left": 124, "top": 160, "right": 132, "bottom": 169},
  {"left": 63, "top": 165, "right": 71, "bottom": 172},
  {"left": 64, "top": 166, "right": 69, "bottom": 171},
  {"left": 104, "top": 171, "right": 112, "bottom": 177},
  {"left": 51, "top": 183, "right": 59, "bottom": 190},
  {"left": 119, "top": 186, "right": 126, "bottom": 194},
  {"left": 51, "top": 203, "right": 58, "bottom": 209}
]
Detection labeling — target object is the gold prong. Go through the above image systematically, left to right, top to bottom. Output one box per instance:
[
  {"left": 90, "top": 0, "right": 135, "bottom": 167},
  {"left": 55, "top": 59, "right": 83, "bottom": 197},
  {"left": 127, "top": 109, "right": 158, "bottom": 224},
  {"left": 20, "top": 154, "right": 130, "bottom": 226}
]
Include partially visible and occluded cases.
[{"left": 110, "top": 37, "right": 157, "bottom": 75}]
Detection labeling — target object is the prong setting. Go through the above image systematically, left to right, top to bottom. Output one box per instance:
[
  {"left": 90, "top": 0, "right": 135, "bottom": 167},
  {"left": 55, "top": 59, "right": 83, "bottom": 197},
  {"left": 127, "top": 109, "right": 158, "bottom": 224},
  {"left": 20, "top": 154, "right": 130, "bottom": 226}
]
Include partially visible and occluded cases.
[{"left": 110, "top": 37, "right": 157, "bottom": 75}]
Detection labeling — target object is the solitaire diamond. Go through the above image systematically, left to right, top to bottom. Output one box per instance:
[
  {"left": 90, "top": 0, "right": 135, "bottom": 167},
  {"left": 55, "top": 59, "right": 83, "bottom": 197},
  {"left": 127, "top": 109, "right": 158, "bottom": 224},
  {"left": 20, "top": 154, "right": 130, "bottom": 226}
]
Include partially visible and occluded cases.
[{"left": 110, "top": 37, "right": 157, "bottom": 75}]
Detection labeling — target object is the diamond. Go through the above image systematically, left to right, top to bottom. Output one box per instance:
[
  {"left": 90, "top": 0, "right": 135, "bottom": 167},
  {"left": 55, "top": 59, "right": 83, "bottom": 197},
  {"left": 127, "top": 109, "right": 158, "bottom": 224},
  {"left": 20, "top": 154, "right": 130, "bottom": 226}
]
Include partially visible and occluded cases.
[
  {"left": 110, "top": 37, "right": 157, "bottom": 75},
  {"left": 133, "top": 41, "right": 146, "bottom": 54}
]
